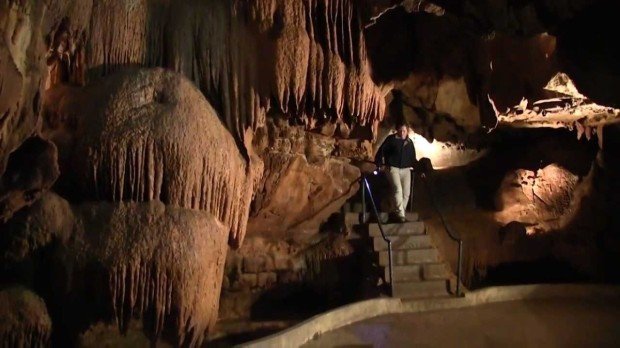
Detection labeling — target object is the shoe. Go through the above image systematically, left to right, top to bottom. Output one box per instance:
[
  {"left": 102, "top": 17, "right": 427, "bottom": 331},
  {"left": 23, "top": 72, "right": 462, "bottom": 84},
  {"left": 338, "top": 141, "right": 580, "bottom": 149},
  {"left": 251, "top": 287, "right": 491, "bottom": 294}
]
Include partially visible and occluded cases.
[{"left": 397, "top": 216, "right": 408, "bottom": 223}]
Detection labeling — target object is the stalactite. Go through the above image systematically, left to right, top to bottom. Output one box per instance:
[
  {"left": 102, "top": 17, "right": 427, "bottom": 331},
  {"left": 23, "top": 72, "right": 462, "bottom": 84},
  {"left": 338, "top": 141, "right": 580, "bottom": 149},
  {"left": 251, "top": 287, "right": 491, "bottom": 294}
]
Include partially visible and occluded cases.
[{"left": 77, "top": 0, "right": 385, "bottom": 140}]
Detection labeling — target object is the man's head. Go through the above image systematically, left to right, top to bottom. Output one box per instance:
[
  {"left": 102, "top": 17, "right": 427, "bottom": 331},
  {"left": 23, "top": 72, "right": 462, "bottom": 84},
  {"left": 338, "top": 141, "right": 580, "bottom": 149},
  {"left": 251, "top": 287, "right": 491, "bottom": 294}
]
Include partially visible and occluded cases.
[{"left": 395, "top": 122, "right": 409, "bottom": 139}]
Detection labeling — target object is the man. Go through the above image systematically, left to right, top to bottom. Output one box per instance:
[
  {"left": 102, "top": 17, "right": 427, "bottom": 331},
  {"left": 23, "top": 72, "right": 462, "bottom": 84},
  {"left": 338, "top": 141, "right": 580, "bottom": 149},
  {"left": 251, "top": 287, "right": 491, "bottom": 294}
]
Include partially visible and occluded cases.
[{"left": 374, "top": 122, "right": 417, "bottom": 223}]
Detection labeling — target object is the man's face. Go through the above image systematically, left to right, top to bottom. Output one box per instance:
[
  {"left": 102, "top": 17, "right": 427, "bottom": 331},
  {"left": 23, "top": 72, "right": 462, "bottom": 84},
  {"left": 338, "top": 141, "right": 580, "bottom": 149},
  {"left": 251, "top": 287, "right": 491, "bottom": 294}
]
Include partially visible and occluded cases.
[{"left": 397, "top": 125, "right": 408, "bottom": 139}]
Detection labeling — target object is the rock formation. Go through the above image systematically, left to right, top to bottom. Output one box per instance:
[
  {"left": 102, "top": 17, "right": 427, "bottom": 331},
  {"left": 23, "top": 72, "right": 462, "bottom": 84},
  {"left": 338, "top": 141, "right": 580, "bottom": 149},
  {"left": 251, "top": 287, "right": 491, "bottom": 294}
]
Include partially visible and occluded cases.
[
  {"left": 37, "top": 0, "right": 387, "bottom": 139},
  {"left": 43, "top": 68, "right": 254, "bottom": 246},
  {"left": 249, "top": 117, "right": 362, "bottom": 236},
  {"left": 2, "top": 192, "right": 228, "bottom": 346},
  {"left": 0, "top": 286, "right": 52, "bottom": 348}
]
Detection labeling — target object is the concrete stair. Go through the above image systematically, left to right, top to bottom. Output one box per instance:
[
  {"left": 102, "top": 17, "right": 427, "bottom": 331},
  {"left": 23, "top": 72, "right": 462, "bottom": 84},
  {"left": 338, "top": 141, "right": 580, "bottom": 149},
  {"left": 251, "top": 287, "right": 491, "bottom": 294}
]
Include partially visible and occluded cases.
[
  {"left": 345, "top": 209, "right": 457, "bottom": 299},
  {"left": 345, "top": 212, "right": 419, "bottom": 226},
  {"left": 369, "top": 221, "right": 425, "bottom": 237},
  {"left": 373, "top": 234, "right": 432, "bottom": 251},
  {"left": 378, "top": 248, "right": 439, "bottom": 266},
  {"left": 386, "top": 263, "right": 452, "bottom": 282},
  {"left": 392, "top": 279, "right": 449, "bottom": 299}
]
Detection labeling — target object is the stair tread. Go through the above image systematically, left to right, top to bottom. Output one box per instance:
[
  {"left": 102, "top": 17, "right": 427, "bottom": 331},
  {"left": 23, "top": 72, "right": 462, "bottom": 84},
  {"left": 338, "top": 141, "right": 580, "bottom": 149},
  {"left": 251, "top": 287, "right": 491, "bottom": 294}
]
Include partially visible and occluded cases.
[
  {"left": 346, "top": 212, "right": 419, "bottom": 225},
  {"left": 369, "top": 221, "right": 425, "bottom": 237},
  {"left": 373, "top": 234, "right": 432, "bottom": 251},
  {"left": 378, "top": 248, "right": 440, "bottom": 266},
  {"left": 386, "top": 263, "right": 452, "bottom": 282},
  {"left": 392, "top": 279, "right": 450, "bottom": 299}
]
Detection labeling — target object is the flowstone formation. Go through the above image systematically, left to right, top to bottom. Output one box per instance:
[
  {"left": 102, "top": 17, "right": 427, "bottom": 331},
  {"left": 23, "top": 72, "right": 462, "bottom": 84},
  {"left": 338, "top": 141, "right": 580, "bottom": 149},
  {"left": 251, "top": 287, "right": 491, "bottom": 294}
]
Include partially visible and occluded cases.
[
  {"left": 0, "top": 67, "right": 254, "bottom": 346},
  {"left": 43, "top": 68, "right": 255, "bottom": 246},
  {"left": 2, "top": 192, "right": 228, "bottom": 346},
  {"left": 0, "top": 286, "right": 52, "bottom": 348}
]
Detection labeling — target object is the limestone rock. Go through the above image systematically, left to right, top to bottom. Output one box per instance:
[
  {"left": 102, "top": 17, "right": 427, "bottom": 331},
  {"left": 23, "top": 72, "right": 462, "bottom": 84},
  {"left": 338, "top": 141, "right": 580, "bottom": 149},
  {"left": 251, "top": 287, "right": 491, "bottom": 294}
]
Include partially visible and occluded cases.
[
  {"left": 249, "top": 153, "right": 360, "bottom": 236},
  {"left": 0, "top": 286, "right": 52, "bottom": 348}
]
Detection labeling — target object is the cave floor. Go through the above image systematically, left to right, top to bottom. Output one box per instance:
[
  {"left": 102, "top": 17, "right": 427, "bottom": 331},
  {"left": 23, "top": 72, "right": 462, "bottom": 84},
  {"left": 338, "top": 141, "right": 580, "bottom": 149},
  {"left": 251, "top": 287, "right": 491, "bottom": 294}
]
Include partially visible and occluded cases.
[{"left": 303, "top": 298, "right": 620, "bottom": 347}]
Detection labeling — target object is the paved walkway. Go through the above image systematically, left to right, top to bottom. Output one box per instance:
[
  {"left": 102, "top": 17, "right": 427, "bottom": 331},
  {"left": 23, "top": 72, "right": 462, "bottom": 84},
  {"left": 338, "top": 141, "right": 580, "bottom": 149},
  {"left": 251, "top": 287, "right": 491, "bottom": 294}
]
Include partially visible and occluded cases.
[{"left": 304, "top": 298, "right": 620, "bottom": 347}]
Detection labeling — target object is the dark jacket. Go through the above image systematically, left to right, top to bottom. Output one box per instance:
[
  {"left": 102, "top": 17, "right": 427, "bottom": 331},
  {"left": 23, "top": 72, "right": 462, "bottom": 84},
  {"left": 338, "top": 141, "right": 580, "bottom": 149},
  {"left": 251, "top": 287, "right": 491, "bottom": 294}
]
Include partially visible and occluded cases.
[{"left": 375, "top": 133, "right": 417, "bottom": 169}]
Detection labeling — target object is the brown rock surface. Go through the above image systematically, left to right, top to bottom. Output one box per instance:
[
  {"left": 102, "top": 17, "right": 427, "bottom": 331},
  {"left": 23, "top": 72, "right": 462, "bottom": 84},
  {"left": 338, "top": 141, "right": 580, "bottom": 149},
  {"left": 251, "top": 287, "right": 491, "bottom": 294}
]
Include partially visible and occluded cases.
[
  {"left": 249, "top": 118, "right": 361, "bottom": 236},
  {"left": 250, "top": 153, "right": 359, "bottom": 235},
  {"left": 0, "top": 286, "right": 52, "bottom": 348}
]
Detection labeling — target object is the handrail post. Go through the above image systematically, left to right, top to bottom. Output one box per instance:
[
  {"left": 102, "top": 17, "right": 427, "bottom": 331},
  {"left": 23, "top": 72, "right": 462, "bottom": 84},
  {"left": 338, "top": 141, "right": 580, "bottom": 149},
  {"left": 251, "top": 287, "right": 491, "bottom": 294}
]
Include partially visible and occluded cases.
[
  {"left": 409, "top": 169, "right": 414, "bottom": 212},
  {"left": 362, "top": 175, "right": 393, "bottom": 297},
  {"left": 423, "top": 175, "right": 465, "bottom": 298},
  {"left": 388, "top": 240, "right": 393, "bottom": 296},
  {"left": 457, "top": 240, "right": 463, "bottom": 297}
]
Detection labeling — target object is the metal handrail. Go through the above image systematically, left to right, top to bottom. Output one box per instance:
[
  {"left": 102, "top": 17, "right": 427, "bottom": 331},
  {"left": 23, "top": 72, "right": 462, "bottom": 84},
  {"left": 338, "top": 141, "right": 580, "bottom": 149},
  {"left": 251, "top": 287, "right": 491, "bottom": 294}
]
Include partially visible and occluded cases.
[
  {"left": 360, "top": 173, "right": 393, "bottom": 296},
  {"left": 420, "top": 174, "right": 464, "bottom": 297}
]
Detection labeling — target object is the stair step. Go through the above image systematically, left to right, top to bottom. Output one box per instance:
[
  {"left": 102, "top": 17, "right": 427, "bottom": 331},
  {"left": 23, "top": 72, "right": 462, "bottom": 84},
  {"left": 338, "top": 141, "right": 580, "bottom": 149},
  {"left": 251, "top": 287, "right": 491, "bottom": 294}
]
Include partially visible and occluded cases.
[
  {"left": 344, "top": 212, "right": 383, "bottom": 225},
  {"left": 345, "top": 212, "right": 419, "bottom": 226},
  {"left": 369, "top": 221, "right": 425, "bottom": 237},
  {"left": 373, "top": 234, "right": 432, "bottom": 251},
  {"left": 378, "top": 248, "right": 439, "bottom": 266},
  {"left": 385, "top": 263, "right": 450, "bottom": 282},
  {"left": 422, "top": 263, "right": 452, "bottom": 280},
  {"left": 385, "top": 264, "right": 422, "bottom": 282},
  {"left": 392, "top": 280, "right": 449, "bottom": 299}
]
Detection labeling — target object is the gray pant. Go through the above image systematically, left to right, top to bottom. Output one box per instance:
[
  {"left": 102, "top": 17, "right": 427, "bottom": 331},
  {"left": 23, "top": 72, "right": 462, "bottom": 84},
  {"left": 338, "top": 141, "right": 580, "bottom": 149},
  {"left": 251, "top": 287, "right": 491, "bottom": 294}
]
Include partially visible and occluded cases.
[{"left": 387, "top": 167, "right": 412, "bottom": 218}]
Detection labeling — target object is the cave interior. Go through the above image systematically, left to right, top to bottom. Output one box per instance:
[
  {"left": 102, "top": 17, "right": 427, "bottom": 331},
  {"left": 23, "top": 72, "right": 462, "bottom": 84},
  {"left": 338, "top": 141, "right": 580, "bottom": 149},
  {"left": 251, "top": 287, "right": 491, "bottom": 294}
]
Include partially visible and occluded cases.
[{"left": 1, "top": 0, "right": 619, "bottom": 346}]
